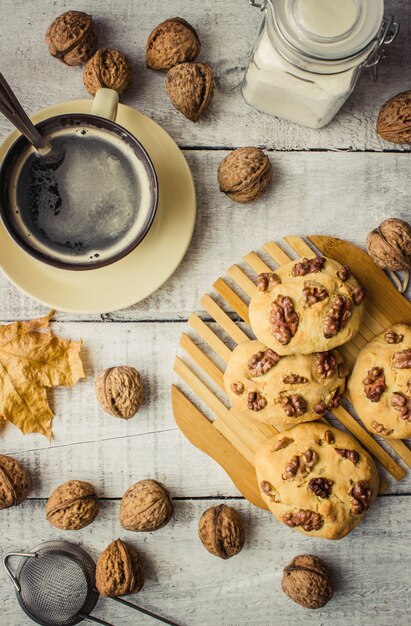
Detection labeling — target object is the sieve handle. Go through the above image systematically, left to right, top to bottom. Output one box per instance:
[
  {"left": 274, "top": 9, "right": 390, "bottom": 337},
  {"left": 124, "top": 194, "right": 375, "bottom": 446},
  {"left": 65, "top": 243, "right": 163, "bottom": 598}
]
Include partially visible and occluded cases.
[
  {"left": 3, "top": 551, "right": 37, "bottom": 592},
  {"left": 111, "top": 596, "right": 182, "bottom": 626}
]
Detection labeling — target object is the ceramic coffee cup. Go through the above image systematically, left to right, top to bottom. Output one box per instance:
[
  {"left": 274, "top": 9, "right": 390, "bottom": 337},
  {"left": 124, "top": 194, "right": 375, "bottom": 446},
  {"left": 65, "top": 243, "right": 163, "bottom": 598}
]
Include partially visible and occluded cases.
[{"left": 0, "top": 89, "right": 158, "bottom": 270}]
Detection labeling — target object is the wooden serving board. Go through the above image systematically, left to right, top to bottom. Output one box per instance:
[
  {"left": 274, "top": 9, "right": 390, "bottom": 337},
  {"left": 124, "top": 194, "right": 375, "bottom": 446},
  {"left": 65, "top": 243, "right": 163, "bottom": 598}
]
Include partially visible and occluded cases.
[{"left": 172, "top": 236, "right": 411, "bottom": 509}]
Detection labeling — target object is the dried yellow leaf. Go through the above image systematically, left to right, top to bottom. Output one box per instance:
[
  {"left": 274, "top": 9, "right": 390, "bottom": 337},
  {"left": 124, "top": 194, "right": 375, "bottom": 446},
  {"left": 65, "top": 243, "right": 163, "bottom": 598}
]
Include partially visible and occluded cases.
[{"left": 0, "top": 312, "right": 84, "bottom": 438}]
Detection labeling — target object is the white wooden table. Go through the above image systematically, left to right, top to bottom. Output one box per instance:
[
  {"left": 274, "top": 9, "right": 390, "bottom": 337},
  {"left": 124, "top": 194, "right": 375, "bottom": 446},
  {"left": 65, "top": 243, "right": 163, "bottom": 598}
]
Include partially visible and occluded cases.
[{"left": 0, "top": 2, "right": 410, "bottom": 625}]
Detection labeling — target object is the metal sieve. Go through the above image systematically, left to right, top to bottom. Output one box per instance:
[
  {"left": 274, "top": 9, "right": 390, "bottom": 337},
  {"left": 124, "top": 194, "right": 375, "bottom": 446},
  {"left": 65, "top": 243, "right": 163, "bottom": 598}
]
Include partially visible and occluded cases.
[{"left": 3, "top": 540, "right": 181, "bottom": 626}]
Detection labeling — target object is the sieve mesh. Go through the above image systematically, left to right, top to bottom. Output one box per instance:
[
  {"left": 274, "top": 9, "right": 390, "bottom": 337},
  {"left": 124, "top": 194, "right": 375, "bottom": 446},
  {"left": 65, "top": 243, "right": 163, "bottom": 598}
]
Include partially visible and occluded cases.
[{"left": 15, "top": 543, "right": 99, "bottom": 626}]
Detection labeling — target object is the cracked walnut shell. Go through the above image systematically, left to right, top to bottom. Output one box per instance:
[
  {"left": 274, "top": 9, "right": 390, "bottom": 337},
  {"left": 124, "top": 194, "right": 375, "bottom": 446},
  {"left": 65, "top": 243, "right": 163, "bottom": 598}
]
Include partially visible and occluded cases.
[
  {"left": 45, "top": 11, "right": 95, "bottom": 66},
  {"left": 146, "top": 17, "right": 201, "bottom": 70},
  {"left": 83, "top": 48, "right": 133, "bottom": 96},
  {"left": 165, "top": 62, "right": 214, "bottom": 122},
  {"left": 376, "top": 91, "right": 411, "bottom": 144},
  {"left": 218, "top": 147, "right": 272, "bottom": 203},
  {"left": 366, "top": 218, "right": 411, "bottom": 272},
  {"left": 95, "top": 366, "right": 143, "bottom": 420},
  {"left": 0, "top": 454, "right": 30, "bottom": 510},
  {"left": 120, "top": 479, "right": 173, "bottom": 531},
  {"left": 46, "top": 480, "right": 99, "bottom": 530},
  {"left": 198, "top": 504, "right": 245, "bottom": 559},
  {"left": 96, "top": 539, "right": 144, "bottom": 597},
  {"left": 282, "top": 554, "right": 334, "bottom": 609}
]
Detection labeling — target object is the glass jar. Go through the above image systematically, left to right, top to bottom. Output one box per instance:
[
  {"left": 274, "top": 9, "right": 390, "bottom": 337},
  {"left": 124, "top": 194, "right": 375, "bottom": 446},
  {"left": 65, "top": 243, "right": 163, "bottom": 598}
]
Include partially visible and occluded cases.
[{"left": 242, "top": 0, "right": 399, "bottom": 129}]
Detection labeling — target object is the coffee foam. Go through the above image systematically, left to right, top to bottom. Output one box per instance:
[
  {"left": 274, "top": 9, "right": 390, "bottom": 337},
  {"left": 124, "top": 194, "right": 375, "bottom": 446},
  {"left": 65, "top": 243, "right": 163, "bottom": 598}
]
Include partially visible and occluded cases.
[{"left": 10, "top": 126, "right": 153, "bottom": 266}]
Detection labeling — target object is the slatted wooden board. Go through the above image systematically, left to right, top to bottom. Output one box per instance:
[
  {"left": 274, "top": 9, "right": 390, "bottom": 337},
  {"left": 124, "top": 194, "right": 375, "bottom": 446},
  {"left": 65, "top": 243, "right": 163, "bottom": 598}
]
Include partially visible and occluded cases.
[{"left": 172, "top": 236, "right": 411, "bottom": 509}]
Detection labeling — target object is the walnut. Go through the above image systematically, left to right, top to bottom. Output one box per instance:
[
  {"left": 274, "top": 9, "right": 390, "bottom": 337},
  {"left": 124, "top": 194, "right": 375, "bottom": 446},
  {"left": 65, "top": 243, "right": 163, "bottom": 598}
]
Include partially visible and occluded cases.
[
  {"left": 45, "top": 11, "right": 95, "bottom": 66},
  {"left": 146, "top": 17, "right": 200, "bottom": 71},
  {"left": 83, "top": 48, "right": 132, "bottom": 96},
  {"left": 165, "top": 62, "right": 213, "bottom": 122},
  {"left": 376, "top": 91, "right": 411, "bottom": 144},
  {"left": 218, "top": 147, "right": 272, "bottom": 203},
  {"left": 366, "top": 218, "right": 411, "bottom": 271},
  {"left": 291, "top": 256, "right": 326, "bottom": 277},
  {"left": 337, "top": 265, "right": 351, "bottom": 282},
  {"left": 257, "top": 272, "right": 281, "bottom": 292},
  {"left": 302, "top": 283, "right": 328, "bottom": 307},
  {"left": 352, "top": 286, "right": 365, "bottom": 305},
  {"left": 270, "top": 295, "right": 299, "bottom": 345},
  {"left": 323, "top": 295, "right": 352, "bottom": 338},
  {"left": 384, "top": 329, "right": 404, "bottom": 344},
  {"left": 247, "top": 348, "right": 280, "bottom": 376},
  {"left": 392, "top": 349, "right": 411, "bottom": 369},
  {"left": 315, "top": 351, "right": 337, "bottom": 379},
  {"left": 338, "top": 363, "right": 349, "bottom": 378},
  {"left": 95, "top": 366, "right": 143, "bottom": 420},
  {"left": 363, "top": 367, "right": 386, "bottom": 402},
  {"left": 282, "top": 374, "right": 308, "bottom": 384},
  {"left": 230, "top": 381, "right": 244, "bottom": 395},
  {"left": 330, "top": 390, "right": 344, "bottom": 408},
  {"left": 247, "top": 391, "right": 267, "bottom": 411},
  {"left": 391, "top": 392, "right": 411, "bottom": 421},
  {"left": 280, "top": 394, "right": 307, "bottom": 417},
  {"left": 313, "top": 400, "right": 327, "bottom": 415},
  {"left": 371, "top": 420, "right": 394, "bottom": 437},
  {"left": 322, "top": 429, "right": 335, "bottom": 444},
  {"left": 272, "top": 437, "right": 294, "bottom": 451},
  {"left": 335, "top": 448, "right": 360, "bottom": 464},
  {"left": 282, "top": 449, "right": 317, "bottom": 480},
  {"left": 299, "top": 449, "right": 318, "bottom": 475},
  {"left": 0, "top": 454, "right": 30, "bottom": 510},
  {"left": 282, "top": 455, "right": 300, "bottom": 480},
  {"left": 308, "top": 477, "right": 334, "bottom": 498},
  {"left": 120, "top": 479, "right": 173, "bottom": 532},
  {"left": 46, "top": 480, "right": 99, "bottom": 530},
  {"left": 260, "top": 480, "right": 281, "bottom": 503},
  {"left": 350, "top": 480, "right": 371, "bottom": 515},
  {"left": 198, "top": 505, "right": 245, "bottom": 559},
  {"left": 282, "top": 510, "right": 324, "bottom": 532},
  {"left": 96, "top": 539, "right": 144, "bottom": 597},
  {"left": 282, "top": 554, "right": 333, "bottom": 609}
]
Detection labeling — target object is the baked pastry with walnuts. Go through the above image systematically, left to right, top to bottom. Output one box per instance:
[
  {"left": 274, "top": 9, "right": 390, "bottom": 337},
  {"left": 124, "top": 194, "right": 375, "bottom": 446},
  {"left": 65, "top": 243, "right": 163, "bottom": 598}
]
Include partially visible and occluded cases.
[
  {"left": 249, "top": 256, "right": 365, "bottom": 355},
  {"left": 348, "top": 324, "right": 411, "bottom": 439},
  {"left": 224, "top": 340, "right": 347, "bottom": 430},
  {"left": 255, "top": 422, "right": 378, "bottom": 540}
]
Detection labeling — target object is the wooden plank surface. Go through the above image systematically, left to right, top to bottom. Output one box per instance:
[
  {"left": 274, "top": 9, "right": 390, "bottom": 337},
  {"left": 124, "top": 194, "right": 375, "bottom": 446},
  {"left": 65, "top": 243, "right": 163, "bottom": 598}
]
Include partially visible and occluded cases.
[
  {"left": 0, "top": 0, "right": 410, "bottom": 152},
  {"left": 0, "top": 1, "right": 410, "bottom": 625},
  {"left": 0, "top": 151, "right": 409, "bottom": 322},
  {"left": 0, "top": 499, "right": 410, "bottom": 626}
]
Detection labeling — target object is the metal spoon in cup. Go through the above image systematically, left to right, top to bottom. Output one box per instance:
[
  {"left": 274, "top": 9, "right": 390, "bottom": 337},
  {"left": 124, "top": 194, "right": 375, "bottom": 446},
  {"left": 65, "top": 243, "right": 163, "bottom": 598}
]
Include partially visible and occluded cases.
[{"left": 0, "top": 73, "right": 60, "bottom": 162}]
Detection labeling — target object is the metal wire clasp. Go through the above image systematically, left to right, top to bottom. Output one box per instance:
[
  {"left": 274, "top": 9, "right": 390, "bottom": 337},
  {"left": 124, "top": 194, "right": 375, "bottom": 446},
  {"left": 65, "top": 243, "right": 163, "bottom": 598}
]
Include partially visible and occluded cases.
[
  {"left": 249, "top": 0, "right": 267, "bottom": 10},
  {"left": 364, "top": 15, "right": 399, "bottom": 80}
]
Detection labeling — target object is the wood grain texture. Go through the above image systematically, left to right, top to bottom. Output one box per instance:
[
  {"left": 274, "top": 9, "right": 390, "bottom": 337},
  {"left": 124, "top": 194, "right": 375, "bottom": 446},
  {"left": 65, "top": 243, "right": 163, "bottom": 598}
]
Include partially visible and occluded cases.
[
  {"left": 0, "top": 0, "right": 410, "bottom": 153},
  {"left": 0, "top": 1, "right": 410, "bottom": 624},
  {"left": 0, "top": 151, "right": 409, "bottom": 321},
  {"left": 0, "top": 321, "right": 407, "bottom": 495},
  {"left": 0, "top": 498, "right": 410, "bottom": 626}
]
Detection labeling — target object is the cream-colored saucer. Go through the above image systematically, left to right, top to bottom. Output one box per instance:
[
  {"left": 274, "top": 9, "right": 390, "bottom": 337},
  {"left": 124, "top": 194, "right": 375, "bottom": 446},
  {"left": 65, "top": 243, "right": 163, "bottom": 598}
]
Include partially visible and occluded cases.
[{"left": 0, "top": 100, "right": 196, "bottom": 313}]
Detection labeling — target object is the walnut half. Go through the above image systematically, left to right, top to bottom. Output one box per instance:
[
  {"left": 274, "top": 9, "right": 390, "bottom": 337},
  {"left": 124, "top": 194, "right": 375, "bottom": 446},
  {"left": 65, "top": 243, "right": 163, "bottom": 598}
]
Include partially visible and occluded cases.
[
  {"left": 291, "top": 256, "right": 326, "bottom": 277},
  {"left": 269, "top": 295, "right": 299, "bottom": 345},
  {"left": 323, "top": 296, "right": 352, "bottom": 338},
  {"left": 247, "top": 348, "right": 280, "bottom": 376},
  {"left": 363, "top": 367, "right": 386, "bottom": 402},
  {"left": 391, "top": 392, "right": 411, "bottom": 421},
  {"left": 350, "top": 481, "right": 371, "bottom": 515},
  {"left": 282, "top": 509, "right": 324, "bottom": 532}
]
